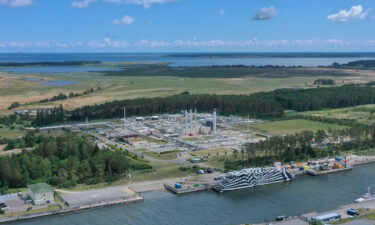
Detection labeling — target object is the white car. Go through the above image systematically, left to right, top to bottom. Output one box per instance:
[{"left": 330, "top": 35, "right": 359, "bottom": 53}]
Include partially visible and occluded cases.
[{"left": 196, "top": 169, "right": 205, "bottom": 174}]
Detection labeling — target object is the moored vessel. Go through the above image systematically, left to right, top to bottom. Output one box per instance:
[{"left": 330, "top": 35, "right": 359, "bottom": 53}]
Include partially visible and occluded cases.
[{"left": 214, "top": 167, "right": 295, "bottom": 192}]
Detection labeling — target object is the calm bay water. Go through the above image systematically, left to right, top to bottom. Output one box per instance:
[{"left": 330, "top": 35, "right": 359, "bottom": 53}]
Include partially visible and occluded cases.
[
  {"left": 0, "top": 53, "right": 374, "bottom": 67},
  {"left": 0, "top": 66, "right": 123, "bottom": 74},
  {"left": 5, "top": 163, "right": 375, "bottom": 225}
]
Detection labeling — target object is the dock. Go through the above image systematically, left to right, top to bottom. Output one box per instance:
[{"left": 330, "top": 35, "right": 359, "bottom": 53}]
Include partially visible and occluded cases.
[
  {"left": 306, "top": 167, "right": 353, "bottom": 176},
  {"left": 164, "top": 182, "right": 213, "bottom": 194}
]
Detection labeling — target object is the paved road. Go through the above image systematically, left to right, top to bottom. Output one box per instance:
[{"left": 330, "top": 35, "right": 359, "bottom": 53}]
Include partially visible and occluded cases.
[
  {"left": 38, "top": 122, "right": 111, "bottom": 130},
  {"left": 90, "top": 132, "right": 192, "bottom": 166}
]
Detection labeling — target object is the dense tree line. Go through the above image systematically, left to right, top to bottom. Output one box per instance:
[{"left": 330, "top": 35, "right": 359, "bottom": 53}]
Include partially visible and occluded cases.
[
  {"left": 165, "top": 53, "right": 375, "bottom": 58},
  {"left": 332, "top": 60, "right": 375, "bottom": 68},
  {"left": 103, "top": 63, "right": 349, "bottom": 78},
  {"left": 313, "top": 79, "right": 335, "bottom": 86},
  {"left": 32, "top": 84, "right": 375, "bottom": 126},
  {"left": 251, "top": 84, "right": 375, "bottom": 112},
  {"left": 33, "top": 92, "right": 284, "bottom": 126},
  {"left": 68, "top": 92, "right": 283, "bottom": 121},
  {"left": 33, "top": 105, "right": 65, "bottom": 126},
  {"left": 0, "top": 115, "right": 30, "bottom": 127},
  {"left": 291, "top": 115, "right": 365, "bottom": 127},
  {"left": 225, "top": 124, "right": 375, "bottom": 170},
  {"left": 0, "top": 132, "right": 36, "bottom": 150},
  {"left": 0, "top": 133, "right": 151, "bottom": 191}
]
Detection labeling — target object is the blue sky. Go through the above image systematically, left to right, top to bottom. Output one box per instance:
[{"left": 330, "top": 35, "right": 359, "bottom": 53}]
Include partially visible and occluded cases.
[{"left": 0, "top": 0, "right": 375, "bottom": 52}]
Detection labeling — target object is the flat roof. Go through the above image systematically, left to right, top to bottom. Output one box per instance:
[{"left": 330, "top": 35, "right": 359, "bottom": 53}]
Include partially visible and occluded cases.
[
  {"left": 28, "top": 183, "right": 54, "bottom": 194},
  {"left": 312, "top": 212, "right": 341, "bottom": 220}
]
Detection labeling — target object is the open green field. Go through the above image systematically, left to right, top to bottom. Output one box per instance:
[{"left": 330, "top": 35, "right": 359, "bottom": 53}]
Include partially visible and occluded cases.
[
  {"left": 1, "top": 64, "right": 375, "bottom": 114},
  {"left": 288, "top": 104, "right": 375, "bottom": 124},
  {"left": 251, "top": 119, "right": 347, "bottom": 135},
  {"left": 0, "top": 127, "right": 25, "bottom": 138},
  {"left": 191, "top": 147, "right": 234, "bottom": 157},
  {"left": 142, "top": 150, "right": 180, "bottom": 160},
  {"left": 119, "top": 161, "right": 194, "bottom": 184}
]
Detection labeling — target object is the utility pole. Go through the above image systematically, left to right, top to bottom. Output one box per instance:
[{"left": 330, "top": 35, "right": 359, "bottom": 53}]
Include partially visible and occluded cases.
[
  {"left": 123, "top": 107, "right": 126, "bottom": 129},
  {"left": 194, "top": 109, "right": 197, "bottom": 135},
  {"left": 247, "top": 115, "right": 250, "bottom": 141},
  {"left": 86, "top": 117, "right": 88, "bottom": 132}
]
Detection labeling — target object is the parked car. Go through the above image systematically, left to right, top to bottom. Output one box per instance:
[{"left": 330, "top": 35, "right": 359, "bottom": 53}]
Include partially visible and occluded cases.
[
  {"left": 206, "top": 168, "right": 213, "bottom": 173},
  {"left": 196, "top": 169, "right": 205, "bottom": 174},
  {"left": 21, "top": 194, "right": 31, "bottom": 201},
  {"left": 24, "top": 199, "right": 33, "bottom": 204},
  {"left": 347, "top": 209, "right": 359, "bottom": 216}
]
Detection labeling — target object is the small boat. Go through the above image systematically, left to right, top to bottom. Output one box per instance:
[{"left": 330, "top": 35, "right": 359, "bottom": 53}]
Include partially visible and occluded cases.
[{"left": 355, "top": 186, "right": 374, "bottom": 203}]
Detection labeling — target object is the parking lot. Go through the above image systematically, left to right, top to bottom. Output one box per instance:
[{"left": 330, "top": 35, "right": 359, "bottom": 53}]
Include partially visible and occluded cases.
[{"left": 0, "top": 193, "right": 56, "bottom": 214}]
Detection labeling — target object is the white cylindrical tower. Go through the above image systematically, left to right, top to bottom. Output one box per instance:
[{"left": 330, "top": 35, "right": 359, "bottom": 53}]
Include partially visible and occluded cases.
[{"left": 212, "top": 108, "right": 217, "bottom": 134}]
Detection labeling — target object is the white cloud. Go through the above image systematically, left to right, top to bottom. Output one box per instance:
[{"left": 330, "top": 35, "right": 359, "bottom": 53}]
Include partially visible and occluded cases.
[
  {"left": 0, "top": 0, "right": 34, "bottom": 7},
  {"left": 71, "top": 0, "right": 96, "bottom": 8},
  {"left": 104, "top": 0, "right": 176, "bottom": 9},
  {"left": 328, "top": 5, "right": 369, "bottom": 22},
  {"left": 253, "top": 6, "right": 277, "bottom": 20},
  {"left": 219, "top": 10, "right": 225, "bottom": 16},
  {"left": 113, "top": 15, "right": 135, "bottom": 25}
]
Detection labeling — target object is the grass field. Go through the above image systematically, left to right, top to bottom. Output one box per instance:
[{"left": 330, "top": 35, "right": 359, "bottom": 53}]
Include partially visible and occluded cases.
[
  {"left": 1, "top": 64, "right": 375, "bottom": 113},
  {"left": 288, "top": 104, "right": 375, "bottom": 124},
  {"left": 251, "top": 119, "right": 347, "bottom": 135},
  {"left": 0, "top": 127, "right": 25, "bottom": 138},
  {"left": 191, "top": 147, "right": 233, "bottom": 157},
  {"left": 190, "top": 148, "right": 234, "bottom": 169},
  {"left": 142, "top": 150, "right": 180, "bottom": 160},
  {"left": 204, "top": 157, "right": 227, "bottom": 169},
  {"left": 62, "top": 160, "right": 194, "bottom": 192},
  {"left": 120, "top": 161, "right": 193, "bottom": 184}
]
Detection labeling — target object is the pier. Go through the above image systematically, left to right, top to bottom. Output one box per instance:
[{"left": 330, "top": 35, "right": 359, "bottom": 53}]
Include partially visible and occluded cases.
[
  {"left": 305, "top": 167, "right": 353, "bottom": 176},
  {"left": 164, "top": 182, "right": 213, "bottom": 194}
]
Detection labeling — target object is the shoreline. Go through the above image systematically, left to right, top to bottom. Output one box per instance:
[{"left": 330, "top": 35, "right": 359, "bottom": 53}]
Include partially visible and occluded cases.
[
  {"left": 1, "top": 159, "right": 375, "bottom": 224},
  {"left": 0, "top": 196, "right": 143, "bottom": 224},
  {"left": 260, "top": 198, "right": 375, "bottom": 225}
]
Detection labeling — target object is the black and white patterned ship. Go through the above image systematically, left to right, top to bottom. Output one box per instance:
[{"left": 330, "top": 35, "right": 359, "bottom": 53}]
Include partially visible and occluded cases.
[{"left": 214, "top": 167, "right": 295, "bottom": 192}]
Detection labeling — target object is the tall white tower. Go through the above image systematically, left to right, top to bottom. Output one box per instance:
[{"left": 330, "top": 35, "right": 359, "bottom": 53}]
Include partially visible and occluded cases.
[
  {"left": 123, "top": 107, "right": 126, "bottom": 129},
  {"left": 212, "top": 108, "right": 217, "bottom": 134},
  {"left": 185, "top": 109, "right": 188, "bottom": 135}
]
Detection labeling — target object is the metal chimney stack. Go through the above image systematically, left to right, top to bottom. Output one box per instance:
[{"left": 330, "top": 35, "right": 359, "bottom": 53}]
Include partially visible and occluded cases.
[
  {"left": 123, "top": 107, "right": 126, "bottom": 129},
  {"left": 212, "top": 108, "right": 217, "bottom": 134},
  {"left": 185, "top": 109, "right": 188, "bottom": 135}
]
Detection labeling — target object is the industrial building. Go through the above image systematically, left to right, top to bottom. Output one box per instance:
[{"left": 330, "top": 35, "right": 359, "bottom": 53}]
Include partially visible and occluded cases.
[
  {"left": 27, "top": 183, "right": 54, "bottom": 205},
  {"left": 311, "top": 212, "right": 341, "bottom": 223}
]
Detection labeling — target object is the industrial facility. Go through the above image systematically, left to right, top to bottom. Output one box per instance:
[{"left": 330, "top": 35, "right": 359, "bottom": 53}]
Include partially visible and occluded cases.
[{"left": 90, "top": 109, "right": 265, "bottom": 155}]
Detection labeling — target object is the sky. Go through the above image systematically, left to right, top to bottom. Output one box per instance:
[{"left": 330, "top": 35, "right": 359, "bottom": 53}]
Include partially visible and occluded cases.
[{"left": 0, "top": 0, "right": 375, "bottom": 52}]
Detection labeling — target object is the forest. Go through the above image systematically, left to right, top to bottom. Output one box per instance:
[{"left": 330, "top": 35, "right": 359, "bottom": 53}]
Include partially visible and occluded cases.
[
  {"left": 163, "top": 53, "right": 375, "bottom": 58},
  {"left": 332, "top": 60, "right": 375, "bottom": 68},
  {"left": 101, "top": 63, "right": 351, "bottom": 78},
  {"left": 313, "top": 79, "right": 335, "bottom": 85},
  {"left": 33, "top": 84, "right": 375, "bottom": 126},
  {"left": 34, "top": 92, "right": 283, "bottom": 126},
  {"left": 224, "top": 124, "right": 375, "bottom": 170},
  {"left": 0, "top": 132, "right": 151, "bottom": 192}
]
